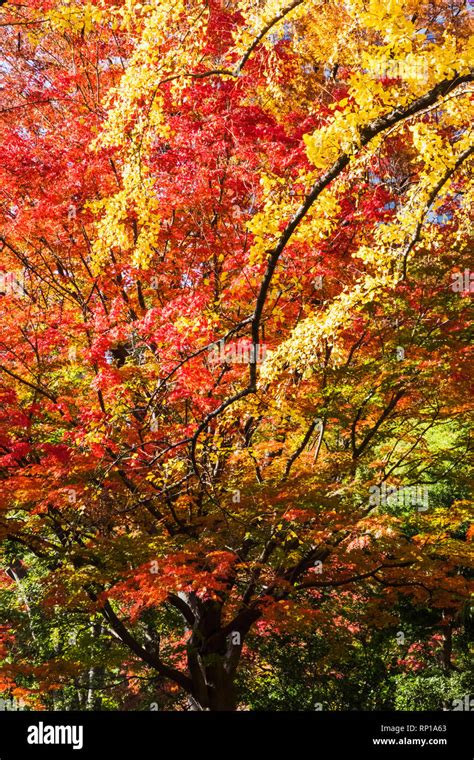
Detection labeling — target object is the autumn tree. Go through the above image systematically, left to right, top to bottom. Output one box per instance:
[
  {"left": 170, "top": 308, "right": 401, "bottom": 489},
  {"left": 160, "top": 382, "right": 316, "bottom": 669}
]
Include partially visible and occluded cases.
[{"left": 0, "top": 0, "right": 472, "bottom": 710}]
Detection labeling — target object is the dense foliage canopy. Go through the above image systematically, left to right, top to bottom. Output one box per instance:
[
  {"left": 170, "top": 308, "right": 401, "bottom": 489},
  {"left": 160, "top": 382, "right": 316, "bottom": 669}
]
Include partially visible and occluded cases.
[{"left": 0, "top": 0, "right": 472, "bottom": 711}]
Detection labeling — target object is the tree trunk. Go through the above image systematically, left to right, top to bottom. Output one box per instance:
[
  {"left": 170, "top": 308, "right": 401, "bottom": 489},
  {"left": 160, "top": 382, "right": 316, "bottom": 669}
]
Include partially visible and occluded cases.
[
  {"left": 180, "top": 595, "right": 255, "bottom": 711},
  {"left": 188, "top": 670, "right": 237, "bottom": 712}
]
